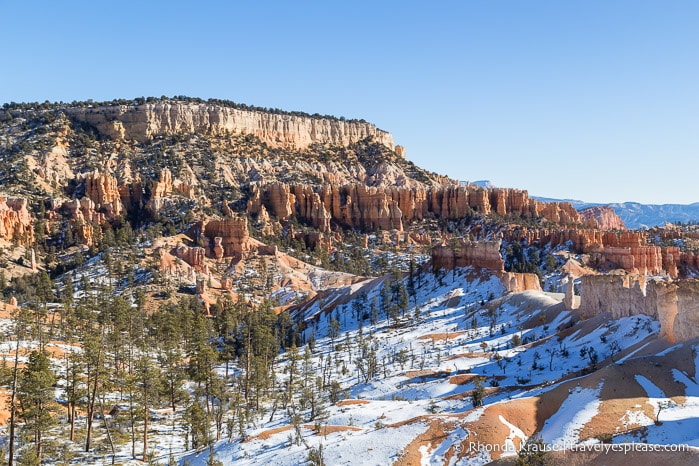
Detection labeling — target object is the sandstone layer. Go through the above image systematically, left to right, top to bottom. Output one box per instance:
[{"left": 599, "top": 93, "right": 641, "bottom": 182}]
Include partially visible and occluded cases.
[
  {"left": 66, "top": 102, "right": 395, "bottom": 150},
  {"left": 85, "top": 171, "right": 124, "bottom": 218},
  {"left": 200, "top": 216, "right": 253, "bottom": 258},
  {"left": 500, "top": 272, "right": 543, "bottom": 293},
  {"left": 578, "top": 274, "right": 699, "bottom": 343}
]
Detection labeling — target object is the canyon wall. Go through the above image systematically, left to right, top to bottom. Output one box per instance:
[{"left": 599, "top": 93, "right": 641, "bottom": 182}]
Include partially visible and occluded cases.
[
  {"left": 66, "top": 102, "right": 395, "bottom": 150},
  {"left": 248, "top": 182, "right": 582, "bottom": 233},
  {"left": 578, "top": 206, "right": 626, "bottom": 230},
  {"left": 504, "top": 227, "right": 694, "bottom": 278},
  {"left": 578, "top": 274, "right": 699, "bottom": 343}
]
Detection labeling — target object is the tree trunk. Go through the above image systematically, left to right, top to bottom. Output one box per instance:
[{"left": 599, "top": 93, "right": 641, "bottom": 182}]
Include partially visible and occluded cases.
[
  {"left": 9, "top": 335, "right": 21, "bottom": 466},
  {"left": 85, "top": 342, "right": 103, "bottom": 452},
  {"left": 143, "top": 390, "right": 149, "bottom": 461},
  {"left": 130, "top": 392, "right": 136, "bottom": 459},
  {"left": 99, "top": 397, "right": 116, "bottom": 464},
  {"left": 70, "top": 403, "right": 76, "bottom": 442},
  {"left": 36, "top": 429, "right": 42, "bottom": 463}
]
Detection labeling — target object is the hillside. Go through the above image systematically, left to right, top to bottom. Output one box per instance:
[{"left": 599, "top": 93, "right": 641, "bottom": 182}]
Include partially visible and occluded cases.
[{"left": 0, "top": 97, "right": 698, "bottom": 465}]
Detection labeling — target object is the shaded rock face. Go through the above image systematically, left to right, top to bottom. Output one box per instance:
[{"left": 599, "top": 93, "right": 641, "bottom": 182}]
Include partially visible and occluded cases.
[
  {"left": 66, "top": 102, "right": 395, "bottom": 150},
  {"left": 248, "top": 183, "right": 581, "bottom": 234},
  {"left": 0, "top": 197, "right": 34, "bottom": 244},
  {"left": 578, "top": 206, "right": 626, "bottom": 230},
  {"left": 431, "top": 239, "right": 505, "bottom": 272},
  {"left": 578, "top": 274, "right": 699, "bottom": 343}
]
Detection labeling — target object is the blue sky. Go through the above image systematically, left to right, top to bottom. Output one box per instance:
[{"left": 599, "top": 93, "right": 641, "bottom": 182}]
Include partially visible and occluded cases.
[{"left": 2, "top": 1, "right": 698, "bottom": 204}]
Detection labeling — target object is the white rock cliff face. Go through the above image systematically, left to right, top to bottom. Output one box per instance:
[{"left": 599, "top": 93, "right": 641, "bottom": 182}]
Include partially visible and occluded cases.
[
  {"left": 67, "top": 102, "right": 395, "bottom": 150},
  {"left": 579, "top": 274, "right": 699, "bottom": 343}
]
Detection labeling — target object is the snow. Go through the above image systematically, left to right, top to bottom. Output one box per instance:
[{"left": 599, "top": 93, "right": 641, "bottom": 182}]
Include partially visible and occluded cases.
[
  {"left": 5, "top": 258, "right": 694, "bottom": 464},
  {"left": 635, "top": 374, "right": 666, "bottom": 399},
  {"left": 539, "top": 382, "right": 603, "bottom": 447},
  {"left": 498, "top": 415, "right": 526, "bottom": 457},
  {"left": 184, "top": 421, "right": 428, "bottom": 466}
]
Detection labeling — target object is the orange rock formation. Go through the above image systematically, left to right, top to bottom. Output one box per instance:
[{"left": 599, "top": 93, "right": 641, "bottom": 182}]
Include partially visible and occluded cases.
[{"left": 0, "top": 197, "right": 33, "bottom": 244}]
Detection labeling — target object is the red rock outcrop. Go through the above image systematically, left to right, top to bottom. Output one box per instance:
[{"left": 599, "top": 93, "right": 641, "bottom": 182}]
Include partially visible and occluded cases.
[
  {"left": 85, "top": 171, "right": 123, "bottom": 218},
  {"left": 0, "top": 197, "right": 34, "bottom": 244},
  {"left": 61, "top": 197, "right": 110, "bottom": 245},
  {"left": 578, "top": 206, "right": 625, "bottom": 230},
  {"left": 202, "top": 216, "right": 252, "bottom": 257},
  {"left": 503, "top": 227, "right": 678, "bottom": 277},
  {"left": 212, "top": 237, "right": 225, "bottom": 261},
  {"left": 431, "top": 239, "right": 505, "bottom": 272},
  {"left": 172, "top": 244, "right": 206, "bottom": 269},
  {"left": 579, "top": 274, "right": 699, "bottom": 343},
  {"left": 220, "top": 276, "right": 234, "bottom": 291}
]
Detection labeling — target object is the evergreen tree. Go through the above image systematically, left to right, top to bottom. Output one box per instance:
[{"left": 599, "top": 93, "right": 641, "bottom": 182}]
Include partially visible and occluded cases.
[
  {"left": 18, "top": 351, "right": 57, "bottom": 463},
  {"left": 185, "top": 399, "right": 210, "bottom": 450}
]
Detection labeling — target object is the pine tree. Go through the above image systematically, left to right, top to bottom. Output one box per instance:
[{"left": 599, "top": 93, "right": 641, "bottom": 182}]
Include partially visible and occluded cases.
[
  {"left": 17, "top": 351, "right": 57, "bottom": 463},
  {"left": 134, "top": 355, "right": 162, "bottom": 461},
  {"left": 185, "top": 399, "right": 210, "bottom": 450}
]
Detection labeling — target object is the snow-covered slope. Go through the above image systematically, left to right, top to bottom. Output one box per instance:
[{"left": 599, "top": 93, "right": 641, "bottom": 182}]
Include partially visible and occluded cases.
[{"left": 178, "top": 267, "right": 699, "bottom": 465}]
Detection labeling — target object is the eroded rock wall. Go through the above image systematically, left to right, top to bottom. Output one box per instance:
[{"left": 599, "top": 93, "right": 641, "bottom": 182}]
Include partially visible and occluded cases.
[
  {"left": 67, "top": 102, "right": 395, "bottom": 150},
  {"left": 248, "top": 183, "right": 581, "bottom": 234},
  {"left": 202, "top": 216, "right": 252, "bottom": 257},
  {"left": 431, "top": 239, "right": 505, "bottom": 272},
  {"left": 500, "top": 272, "right": 543, "bottom": 293},
  {"left": 578, "top": 274, "right": 699, "bottom": 343}
]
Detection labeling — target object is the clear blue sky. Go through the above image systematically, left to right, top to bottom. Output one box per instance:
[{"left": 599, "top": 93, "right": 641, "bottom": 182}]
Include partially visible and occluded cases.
[{"left": 2, "top": 1, "right": 698, "bottom": 204}]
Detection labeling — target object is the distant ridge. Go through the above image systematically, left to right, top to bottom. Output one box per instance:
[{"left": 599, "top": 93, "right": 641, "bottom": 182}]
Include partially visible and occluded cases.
[{"left": 533, "top": 196, "right": 699, "bottom": 229}]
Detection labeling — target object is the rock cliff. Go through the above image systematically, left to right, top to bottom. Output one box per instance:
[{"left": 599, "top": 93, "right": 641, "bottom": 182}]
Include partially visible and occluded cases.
[
  {"left": 66, "top": 101, "right": 395, "bottom": 150},
  {"left": 248, "top": 182, "right": 582, "bottom": 233},
  {"left": 578, "top": 206, "right": 626, "bottom": 230},
  {"left": 504, "top": 227, "right": 689, "bottom": 277},
  {"left": 429, "top": 239, "right": 541, "bottom": 292},
  {"left": 431, "top": 239, "right": 505, "bottom": 272},
  {"left": 172, "top": 244, "right": 206, "bottom": 270},
  {"left": 500, "top": 272, "right": 543, "bottom": 293},
  {"left": 578, "top": 274, "right": 699, "bottom": 343}
]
